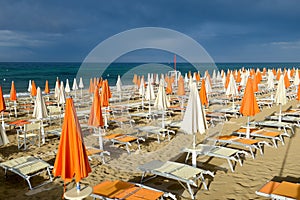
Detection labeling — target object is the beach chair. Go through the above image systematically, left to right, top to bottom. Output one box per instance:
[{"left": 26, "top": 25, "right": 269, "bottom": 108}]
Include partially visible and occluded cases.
[
  {"left": 47, "top": 106, "right": 63, "bottom": 125},
  {"left": 250, "top": 120, "right": 295, "bottom": 136},
  {"left": 17, "top": 122, "right": 41, "bottom": 150},
  {"left": 136, "top": 126, "right": 175, "bottom": 143},
  {"left": 232, "top": 128, "right": 286, "bottom": 148},
  {"left": 104, "top": 133, "right": 145, "bottom": 154},
  {"left": 207, "top": 135, "right": 270, "bottom": 159},
  {"left": 182, "top": 144, "right": 248, "bottom": 172},
  {"left": 86, "top": 147, "right": 110, "bottom": 164},
  {"left": 0, "top": 156, "right": 53, "bottom": 190},
  {"left": 138, "top": 160, "right": 214, "bottom": 200},
  {"left": 90, "top": 180, "right": 176, "bottom": 200},
  {"left": 256, "top": 180, "right": 300, "bottom": 200}
]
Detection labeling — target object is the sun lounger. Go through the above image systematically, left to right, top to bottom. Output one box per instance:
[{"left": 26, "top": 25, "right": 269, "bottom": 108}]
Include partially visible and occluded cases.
[
  {"left": 265, "top": 115, "right": 300, "bottom": 127},
  {"left": 109, "top": 117, "right": 135, "bottom": 128},
  {"left": 250, "top": 120, "right": 294, "bottom": 135},
  {"left": 17, "top": 122, "right": 41, "bottom": 150},
  {"left": 136, "top": 126, "right": 175, "bottom": 143},
  {"left": 232, "top": 128, "right": 286, "bottom": 148},
  {"left": 104, "top": 133, "right": 145, "bottom": 154},
  {"left": 207, "top": 135, "right": 270, "bottom": 159},
  {"left": 182, "top": 144, "right": 248, "bottom": 172},
  {"left": 86, "top": 147, "right": 110, "bottom": 164},
  {"left": 0, "top": 156, "right": 53, "bottom": 190},
  {"left": 138, "top": 160, "right": 214, "bottom": 199},
  {"left": 90, "top": 180, "right": 176, "bottom": 200},
  {"left": 256, "top": 180, "right": 300, "bottom": 200}
]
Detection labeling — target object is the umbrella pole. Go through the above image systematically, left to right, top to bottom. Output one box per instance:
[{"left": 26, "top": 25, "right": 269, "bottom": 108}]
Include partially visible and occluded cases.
[
  {"left": 81, "top": 88, "right": 83, "bottom": 98},
  {"left": 232, "top": 95, "right": 235, "bottom": 109},
  {"left": 141, "top": 96, "right": 144, "bottom": 110},
  {"left": 148, "top": 99, "right": 151, "bottom": 115},
  {"left": 14, "top": 101, "right": 17, "bottom": 117},
  {"left": 279, "top": 104, "right": 282, "bottom": 122},
  {"left": 162, "top": 109, "right": 165, "bottom": 128},
  {"left": 1, "top": 111, "right": 4, "bottom": 130},
  {"left": 246, "top": 116, "right": 250, "bottom": 139},
  {"left": 41, "top": 120, "right": 45, "bottom": 144},
  {"left": 98, "top": 127, "right": 103, "bottom": 150},
  {"left": 192, "top": 133, "right": 197, "bottom": 167},
  {"left": 76, "top": 182, "right": 81, "bottom": 192}
]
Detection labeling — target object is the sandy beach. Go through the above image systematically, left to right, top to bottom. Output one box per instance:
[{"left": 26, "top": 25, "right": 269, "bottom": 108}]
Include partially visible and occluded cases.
[{"left": 0, "top": 87, "right": 300, "bottom": 200}]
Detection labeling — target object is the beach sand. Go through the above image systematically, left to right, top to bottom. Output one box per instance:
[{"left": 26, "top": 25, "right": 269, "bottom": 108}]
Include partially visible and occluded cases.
[{"left": 0, "top": 94, "right": 300, "bottom": 200}]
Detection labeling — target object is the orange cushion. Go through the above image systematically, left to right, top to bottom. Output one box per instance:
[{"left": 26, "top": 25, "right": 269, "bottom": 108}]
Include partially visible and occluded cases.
[
  {"left": 258, "top": 181, "right": 280, "bottom": 194},
  {"left": 272, "top": 181, "right": 300, "bottom": 199}
]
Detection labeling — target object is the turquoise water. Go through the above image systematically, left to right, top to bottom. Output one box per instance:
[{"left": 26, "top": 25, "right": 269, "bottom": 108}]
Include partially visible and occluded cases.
[{"left": 0, "top": 62, "right": 299, "bottom": 95}]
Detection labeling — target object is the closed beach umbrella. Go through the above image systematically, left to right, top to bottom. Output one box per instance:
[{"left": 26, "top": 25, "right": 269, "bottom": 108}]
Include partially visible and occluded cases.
[
  {"left": 284, "top": 72, "right": 290, "bottom": 89},
  {"left": 226, "top": 74, "right": 238, "bottom": 109},
  {"left": 116, "top": 75, "right": 122, "bottom": 102},
  {"left": 177, "top": 75, "right": 185, "bottom": 96},
  {"left": 275, "top": 75, "right": 287, "bottom": 122},
  {"left": 139, "top": 76, "right": 145, "bottom": 108},
  {"left": 165, "top": 76, "right": 173, "bottom": 95},
  {"left": 79, "top": 77, "right": 84, "bottom": 98},
  {"left": 72, "top": 78, "right": 78, "bottom": 99},
  {"left": 89, "top": 78, "right": 94, "bottom": 94},
  {"left": 145, "top": 78, "right": 155, "bottom": 114},
  {"left": 239, "top": 78, "right": 260, "bottom": 138},
  {"left": 65, "top": 79, "right": 71, "bottom": 93},
  {"left": 154, "top": 79, "right": 170, "bottom": 128},
  {"left": 199, "top": 79, "right": 208, "bottom": 107},
  {"left": 27, "top": 80, "right": 32, "bottom": 92},
  {"left": 31, "top": 80, "right": 37, "bottom": 97},
  {"left": 44, "top": 80, "right": 50, "bottom": 94},
  {"left": 54, "top": 80, "right": 60, "bottom": 99},
  {"left": 101, "top": 80, "right": 111, "bottom": 127},
  {"left": 10, "top": 81, "right": 17, "bottom": 117},
  {"left": 58, "top": 81, "right": 66, "bottom": 108},
  {"left": 181, "top": 82, "right": 207, "bottom": 167},
  {"left": 297, "top": 84, "right": 300, "bottom": 101},
  {"left": 0, "top": 86, "right": 9, "bottom": 146},
  {"left": 33, "top": 87, "right": 48, "bottom": 144},
  {"left": 88, "top": 87, "right": 104, "bottom": 150},
  {"left": 53, "top": 97, "right": 91, "bottom": 192}
]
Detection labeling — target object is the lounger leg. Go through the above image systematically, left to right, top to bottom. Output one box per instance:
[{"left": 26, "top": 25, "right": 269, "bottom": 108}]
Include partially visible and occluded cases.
[
  {"left": 227, "top": 159, "right": 234, "bottom": 172},
  {"left": 186, "top": 183, "right": 195, "bottom": 200}
]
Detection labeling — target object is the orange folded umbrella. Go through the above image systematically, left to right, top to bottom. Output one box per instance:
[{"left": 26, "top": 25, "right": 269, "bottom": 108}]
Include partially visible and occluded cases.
[
  {"left": 276, "top": 69, "right": 281, "bottom": 81},
  {"left": 236, "top": 70, "right": 241, "bottom": 83},
  {"left": 256, "top": 70, "right": 262, "bottom": 84},
  {"left": 195, "top": 72, "right": 200, "bottom": 82},
  {"left": 225, "top": 72, "right": 230, "bottom": 89},
  {"left": 284, "top": 72, "right": 290, "bottom": 88},
  {"left": 132, "top": 74, "right": 137, "bottom": 85},
  {"left": 252, "top": 74, "right": 259, "bottom": 92},
  {"left": 165, "top": 76, "right": 172, "bottom": 95},
  {"left": 177, "top": 76, "right": 185, "bottom": 96},
  {"left": 89, "top": 78, "right": 94, "bottom": 94},
  {"left": 240, "top": 78, "right": 260, "bottom": 116},
  {"left": 199, "top": 79, "right": 208, "bottom": 106},
  {"left": 31, "top": 80, "right": 37, "bottom": 96},
  {"left": 44, "top": 80, "right": 50, "bottom": 94},
  {"left": 101, "top": 80, "right": 110, "bottom": 107},
  {"left": 10, "top": 81, "right": 17, "bottom": 101},
  {"left": 0, "top": 86, "right": 6, "bottom": 112},
  {"left": 88, "top": 87, "right": 104, "bottom": 127},
  {"left": 53, "top": 98, "right": 91, "bottom": 184}
]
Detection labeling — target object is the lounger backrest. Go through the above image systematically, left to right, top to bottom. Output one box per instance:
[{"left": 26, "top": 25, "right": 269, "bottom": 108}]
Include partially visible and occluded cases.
[
  {"left": 48, "top": 106, "right": 61, "bottom": 114},
  {"left": 24, "top": 123, "right": 40, "bottom": 132}
]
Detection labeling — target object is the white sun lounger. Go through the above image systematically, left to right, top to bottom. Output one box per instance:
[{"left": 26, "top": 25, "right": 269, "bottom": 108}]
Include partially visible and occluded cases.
[
  {"left": 265, "top": 115, "right": 300, "bottom": 127},
  {"left": 250, "top": 120, "right": 294, "bottom": 135},
  {"left": 136, "top": 126, "right": 175, "bottom": 143},
  {"left": 182, "top": 144, "right": 248, "bottom": 172},
  {"left": 0, "top": 156, "right": 53, "bottom": 190},
  {"left": 138, "top": 160, "right": 214, "bottom": 200}
]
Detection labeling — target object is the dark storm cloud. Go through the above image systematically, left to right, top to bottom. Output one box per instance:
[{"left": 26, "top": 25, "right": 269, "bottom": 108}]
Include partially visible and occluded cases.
[{"left": 0, "top": 0, "right": 300, "bottom": 62}]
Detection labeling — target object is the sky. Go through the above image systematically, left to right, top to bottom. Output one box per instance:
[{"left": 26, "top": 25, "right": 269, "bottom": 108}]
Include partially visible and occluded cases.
[{"left": 0, "top": 0, "right": 300, "bottom": 63}]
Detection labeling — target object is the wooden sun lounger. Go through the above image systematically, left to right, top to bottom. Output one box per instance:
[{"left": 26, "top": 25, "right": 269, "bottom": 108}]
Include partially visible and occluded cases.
[
  {"left": 232, "top": 128, "right": 286, "bottom": 148},
  {"left": 182, "top": 144, "right": 248, "bottom": 172},
  {"left": 0, "top": 156, "right": 53, "bottom": 190},
  {"left": 138, "top": 160, "right": 214, "bottom": 200},
  {"left": 90, "top": 180, "right": 176, "bottom": 200},
  {"left": 256, "top": 181, "right": 300, "bottom": 200}
]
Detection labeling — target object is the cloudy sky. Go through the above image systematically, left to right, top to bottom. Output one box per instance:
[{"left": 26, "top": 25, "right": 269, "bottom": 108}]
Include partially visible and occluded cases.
[{"left": 0, "top": 0, "right": 300, "bottom": 62}]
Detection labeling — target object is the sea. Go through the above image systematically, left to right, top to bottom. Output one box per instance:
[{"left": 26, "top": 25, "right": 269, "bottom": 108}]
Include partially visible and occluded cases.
[{"left": 0, "top": 62, "right": 299, "bottom": 96}]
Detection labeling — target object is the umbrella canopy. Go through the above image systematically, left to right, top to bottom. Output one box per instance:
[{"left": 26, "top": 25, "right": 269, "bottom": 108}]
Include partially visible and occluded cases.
[
  {"left": 294, "top": 70, "right": 300, "bottom": 86},
  {"left": 284, "top": 72, "right": 291, "bottom": 89},
  {"left": 226, "top": 74, "right": 238, "bottom": 109},
  {"left": 275, "top": 74, "right": 287, "bottom": 122},
  {"left": 116, "top": 75, "right": 122, "bottom": 93},
  {"left": 145, "top": 75, "right": 156, "bottom": 114},
  {"left": 177, "top": 76, "right": 185, "bottom": 96},
  {"left": 79, "top": 77, "right": 84, "bottom": 89},
  {"left": 72, "top": 78, "right": 78, "bottom": 99},
  {"left": 89, "top": 78, "right": 94, "bottom": 94},
  {"left": 239, "top": 78, "right": 260, "bottom": 138},
  {"left": 65, "top": 79, "right": 71, "bottom": 93},
  {"left": 154, "top": 79, "right": 170, "bottom": 128},
  {"left": 199, "top": 79, "right": 208, "bottom": 107},
  {"left": 27, "top": 80, "right": 32, "bottom": 92},
  {"left": 31, "top": 80, "right": 37, "bottom": 97},
  {"left": 44, "top": 80, "right": 50, "bottom": 94},
  {"left": 54, "top": 80, "right": 60, "bottom": 99},
  {"left": 100, "top": 80, "right": 110, "bottom": 108},
  {"left": 10, "top": 81, "right": 17, "bottom": 101},
  {"left": 58, "top": 81, "right": 66, "bottom": 106},
  {"left": 181, "top": 82, "right": 207, "bottom": 167},
  {"left": 297, "top": 84, "right": 300, "bottom": 101},
  {"left": 0, "top": 86, "right": 9, "bottom": 146},
  {"left": 0, "top": 86, "right": 6, "bottom": 113},
  {"left": 33, "top": 87, "right": 48, "bottom": 120},
  {"left": 33, "top": 87, "right": 48, "bottom": 144},
  {"left": 88, "top": 87, "right": 104, "bottom": 150},
  {"left": 53, "top": 97, "right": 91, "bottom": 184}
]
